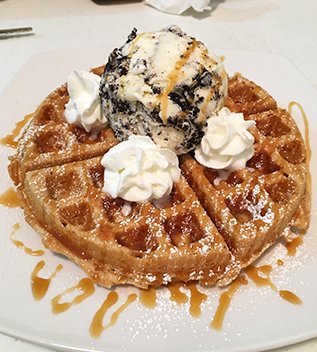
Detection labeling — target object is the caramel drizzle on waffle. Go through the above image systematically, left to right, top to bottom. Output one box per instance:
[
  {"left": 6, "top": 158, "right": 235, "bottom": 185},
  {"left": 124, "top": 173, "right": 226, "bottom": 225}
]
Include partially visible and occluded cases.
[{"left": 159, "top": 40, "right": 197, "bottom": 123}]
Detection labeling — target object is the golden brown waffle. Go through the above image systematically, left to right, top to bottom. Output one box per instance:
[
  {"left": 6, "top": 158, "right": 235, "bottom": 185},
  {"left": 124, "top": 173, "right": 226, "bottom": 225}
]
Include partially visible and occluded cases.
[
  {"left": 8, "top": 71, "right": 310, "bottom": 288},
  {"left": 181, "top": 74, "right": 309, "bottom": 266}
]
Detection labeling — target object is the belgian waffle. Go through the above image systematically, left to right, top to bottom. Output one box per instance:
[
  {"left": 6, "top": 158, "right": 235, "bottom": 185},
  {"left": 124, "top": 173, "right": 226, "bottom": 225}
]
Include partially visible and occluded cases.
[{"left": 8, "top": 71, "right": 310, "bottom": 288}]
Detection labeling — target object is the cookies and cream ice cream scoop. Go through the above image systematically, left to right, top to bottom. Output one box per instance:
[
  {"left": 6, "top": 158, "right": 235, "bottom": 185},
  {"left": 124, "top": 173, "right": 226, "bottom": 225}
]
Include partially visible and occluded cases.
[{"left": 99, "top": 25, "right": 228, "bottom": 154}]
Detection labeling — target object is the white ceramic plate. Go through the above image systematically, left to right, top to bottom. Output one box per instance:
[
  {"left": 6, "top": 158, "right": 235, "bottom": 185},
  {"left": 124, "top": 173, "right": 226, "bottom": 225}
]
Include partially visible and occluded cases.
[{"left": 0, "top": 46, "right": 316, "bottom": 352}]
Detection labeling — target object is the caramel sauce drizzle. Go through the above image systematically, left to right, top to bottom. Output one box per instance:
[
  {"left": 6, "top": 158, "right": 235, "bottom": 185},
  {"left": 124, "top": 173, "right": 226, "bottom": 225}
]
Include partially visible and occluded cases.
[
  {"left": 128, "top": 33, "right": 145, "bottom": 57},
  {"left": 160, "top": 41, "right": 197, "bottom": 123},
  {"left": 200, "top": 88, "right": 214, "bottom": 116},
  {"left": 288, "top": 102, "right": 311, "bottom": 165},
  {"left": 288, "top": 102, "right": 311, "bottom": 200},
  {"left": 0, "top": 113, "right": 33, "bottom": 148},
  {"left": 0, "top": 188, "right": 20, "bottom": 208},
  {"left": 10, "top": 223, "right": 44, "bottom": 256},
  {"left": 285, "top": 236, "right": 303, "bottom": 256},
  {"left": 277, "top": 259, "right": 284, "bottom": 266},
  {"left": 31, "top": 260, "right": 63, "bottom": 300},
  {"left": 246, "top": 264, "right": 302, "bottom": 305},
  {"left": 245, "top": 265, "right": 276, "bottom": 290},
  {"left": 211, "top": 277, "right": 246, "bottom": 330},
  {"left": 51, "top": 278, "right": 95, "bottom": 314},
  {"left": 168, "top": 282, "right": 188, "bottom": 304},
  {"left": 186, "top": 282, "right": 208, "bottom": 318},
  {"left": 141, "top": 283, "right": 207, "bottom": 318},
  {"left": 139, "top": 287, "right": 157, "bottom": 309},
  {"left": 279, "top": 290, "right": 302, "bottom": 305},
  {"left": 90, "top": 291, "right": 118, "bottom": 338},
  {"left": 90, "top": 292, "right": 137, "bottom": 339},
  {"left": 105, "top": 294, "right": 137, "bottom": 328}
]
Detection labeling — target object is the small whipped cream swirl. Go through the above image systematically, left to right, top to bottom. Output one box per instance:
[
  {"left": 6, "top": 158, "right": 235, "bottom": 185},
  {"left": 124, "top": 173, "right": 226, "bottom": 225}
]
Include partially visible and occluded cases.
[
  {"left": 64, "top": 70, "right": 107, "bottom": 133},
  {"left": 195, "top": 107, "right": 255, "bottom": 170},
  {"left": 101, "top": 135, "right": 181, "bottom": 203}
]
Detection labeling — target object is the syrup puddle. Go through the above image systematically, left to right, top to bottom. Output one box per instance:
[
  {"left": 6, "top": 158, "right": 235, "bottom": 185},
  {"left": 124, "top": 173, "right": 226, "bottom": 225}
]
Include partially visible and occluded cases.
[
  {"left": 0, "top": 113, "right": 33, "bottom": 148},
  {"left": 0, "top": 188, "right": 20, "bottom": 208},
  {"left": 11, "top": 223, "right": 44, "bottom": 256},
  {"left": 31, "top": 260, "right": 63, "bottom": 300},
  {"left": 245, "top": 265, "right": 302, "bottom": 305},
  {"left": 211, "top": 276, "right": 247, "bottom": 330},
  {"left": 51, "top": 278, "right": 95, "bottom": 314},
  {"left": 90, "top": 292, "right": 137, "bottom": 339}
]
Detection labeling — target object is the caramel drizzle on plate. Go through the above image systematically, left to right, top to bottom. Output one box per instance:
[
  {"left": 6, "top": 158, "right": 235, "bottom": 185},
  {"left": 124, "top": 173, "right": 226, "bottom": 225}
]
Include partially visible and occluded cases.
[
  {"left": 288, "top": 101, "right": 311, "bottom": 165},
  {"left": 288, "top": 102, "right": 311, "bottom": 197},
  {"left": 0, "top": 113, "right": 33, "bottom": 148},
  {"left": 0, "top": 188, "right": 20, "bottom": 208},
  {"left": 11, "top": 223, "right": 44, "bottom": 256},
  {"left": 285, "top": 236, "right": 303, "bottom": 256},
  {"left": 277, "top": 259, "right": 284, "bottom": 266},
  {"left": 31, "top": 260, "right": 63, "bottom": 300},
  {"left": 245, "top": 265, "right": 302, "bottom": 305},
  {"left": 245, "top": 265, "right": 277, "bottom": 290},
  {"left": 211, "top": 276, "right": 247, "bottom": 330},
  {"left": 51, "top": 278, "right": 95, "bottom": 314},
  {"left": 166, "top": 282, "right": 208, "bottom": 318},
  {"left": 168, "top": 282, "right": 188, "bottom": 304},
  {"left": 186, "top": 282, "right": 208, "bottom": 318},
  {"left": 140, "top": 283, "right": 207, "bottom": 319},
  {"left": 139, "top": 287, "right": 157, "bottom": 309},
  {"left": 279, "top": 290, "right": 302, "bottom": 305},
  {"left": 90, "top": 291, "right": 118, "bottom": 338},
  {"left": 90, "top": 292, "right": 137, "bottom": 339}
]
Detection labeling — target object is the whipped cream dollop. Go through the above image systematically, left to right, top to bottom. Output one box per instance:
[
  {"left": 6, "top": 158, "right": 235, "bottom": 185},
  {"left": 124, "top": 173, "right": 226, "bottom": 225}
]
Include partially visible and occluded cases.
[
  {"left": 143, "top": 0, "right": 211, "bottom": 14},
  {"left": 100, "top": 25, "right": 227, "bottom": 155},
  {"left": 64, "top": 70, "right": 107, "bottom": 133},
  {"left": 195, "top": 107, "right": 256, "bottom": 171},
  {"left": 101, "top": 135, "right": 181, "bottom": 203}
]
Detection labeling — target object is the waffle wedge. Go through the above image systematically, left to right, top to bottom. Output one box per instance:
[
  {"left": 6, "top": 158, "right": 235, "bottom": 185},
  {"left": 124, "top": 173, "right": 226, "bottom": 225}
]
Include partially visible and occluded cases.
[
  {"left": 8, "top": 67, "right": 117, "bottom": 186},
  {"left": 181, "top": 74, "right": 309, "bottom": 267}
]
